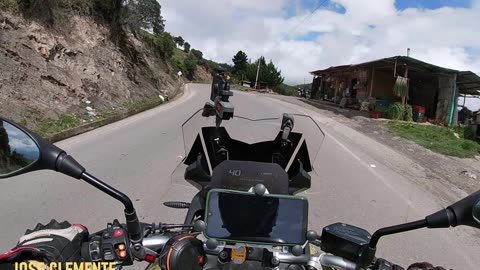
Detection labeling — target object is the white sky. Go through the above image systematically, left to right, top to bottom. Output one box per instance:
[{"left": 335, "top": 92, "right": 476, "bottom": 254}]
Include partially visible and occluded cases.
[
  {"left": 161, "top": 0, "right": 480, "bottom": 110},
  {"left": 460, "top": 96, "right": 480, "bottom": 111}
]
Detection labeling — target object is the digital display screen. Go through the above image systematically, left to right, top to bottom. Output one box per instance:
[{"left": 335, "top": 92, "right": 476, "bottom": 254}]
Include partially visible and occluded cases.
[
  {"left": 210, "top": 161, "right": 290, "bottom": 194},
  {"left": 220, "top": 172, "right": 275, "bottom": 190},
  {"left": 205, "top": 190, "right": 308, "bottom": 245}
]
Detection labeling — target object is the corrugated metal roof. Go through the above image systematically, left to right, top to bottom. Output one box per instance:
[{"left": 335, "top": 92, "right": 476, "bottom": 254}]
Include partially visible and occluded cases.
[{"left": 310, "top": 56, "right": 480, "bottom": 94}]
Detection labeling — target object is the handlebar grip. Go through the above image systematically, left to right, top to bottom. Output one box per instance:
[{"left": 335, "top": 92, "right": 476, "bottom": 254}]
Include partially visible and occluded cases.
[{"left": 125, "top": 209, "right": 142, "bottom": 243}]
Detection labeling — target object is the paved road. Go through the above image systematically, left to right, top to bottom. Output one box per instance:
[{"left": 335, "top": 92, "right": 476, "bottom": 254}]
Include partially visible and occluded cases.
[{"left": 1, "top": 84, "right": 478, "bottom": 269}]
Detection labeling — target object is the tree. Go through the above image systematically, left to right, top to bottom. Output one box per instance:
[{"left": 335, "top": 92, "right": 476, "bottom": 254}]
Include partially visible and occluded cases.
[
  {"left": 124, "top": 0, "right": 165, "bottom": 35},
  {"left": 174, "top": 36, "right": 185, "bottom": 47},
  {"left": 183, "top": 42, "right": 191, "bottom": 53},
  {"left": 190, "top": 49, "right": 203, "bottom": 60},
  {"left": 232, "top": 51, "right": 248, "bottom": 78},
  {"left": 245, "top": 57, "right": 284, "bottom": 88},
  {"left": 265, "top": 60, "right": 284, "bottom": 87}
]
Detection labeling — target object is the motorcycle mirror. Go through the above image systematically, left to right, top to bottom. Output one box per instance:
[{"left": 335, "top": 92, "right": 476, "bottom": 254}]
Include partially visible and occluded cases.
[
  {"left": 0, "top": 117, "right": 143, "bottom": 244},
  {"left": 0, "top": 117, "right": 84, "bottom": 179},
  {"left": 0, "top": 119, "right": 40, "bottom": 177},
  {"left": 368, "top": 189, "right": 480, "bottom": 262},
  {"left": 425, "top": 190, "right": 480, "bottom": 229}
]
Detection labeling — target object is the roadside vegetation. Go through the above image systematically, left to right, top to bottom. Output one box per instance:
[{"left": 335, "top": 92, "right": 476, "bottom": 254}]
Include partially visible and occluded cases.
[
  {"left": 2, "top": 0, "right": 217, "bottom": 140},
  {"left": 2, "top": 0, "right": 296, "bottom": 142},
  {"left": 230, "top": 50, "right": 298, "bottom": 96},
  {"left": 231, "top": 84, "right": 252, "bottom": 91},
  {"left": 32, "top": 96, "right": 165, "bottom": 138},
  {"left": 124, "top": 96, "right": 164, "bottom": 113},
  {"left": 34, "top": 114, "right": 82, "bottom": 138},
  {"left": 385, "top": 121, "right": 480, "bottom": 158}
]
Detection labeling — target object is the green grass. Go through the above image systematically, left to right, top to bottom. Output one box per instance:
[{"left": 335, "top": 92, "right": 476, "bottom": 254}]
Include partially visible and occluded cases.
[
  {"left": 171, "top": 48, "right": 188, "bottom": 72},
  {"left": 172, "top": 48, "right": 187, "bottom": 62},
  {"left": 275, "top": 83, "right": 299, "bottom": 96},
  {"left": 231, "top": 84, "right": 252, "bottom": 91},
  {"left": 32, "top": 97, "right": 164, "bottom": 138},
  {"left": 123, "top": 97, "right": 164, "bottom": 113},
  {"left": 34, "top": 113, "right": 81, "bottom": 137},
  {"left": 385, "top": 121, "right": 480, "bottom": 158}
]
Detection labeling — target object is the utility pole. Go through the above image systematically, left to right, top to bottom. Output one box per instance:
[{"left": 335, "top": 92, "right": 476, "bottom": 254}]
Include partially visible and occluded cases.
[
  {"left": 254, "top": 57, "right": 261, "bottom": 89},
  {"left": 303, "top": 77, "right": 306, "bottom": 98}
]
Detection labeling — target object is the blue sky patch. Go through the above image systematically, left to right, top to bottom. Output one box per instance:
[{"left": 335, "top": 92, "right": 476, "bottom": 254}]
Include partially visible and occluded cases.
[
  {"left": 285, "top": 0, "right": 471, "bottom": 18},
  {"left": 285, "top": 0, "right": 344, "bottom": 18},
  {"left": 395, "top": 0, "right": 471, "bottom": 10},
  {"left": 328, "top": 2, "right": 346, "bottom": 14},
  {"left": 295, "top": 31, "right": 322, "bottom": 41},
  {"left": 465, "top": 47, "right": 480, "bottom": 58}
]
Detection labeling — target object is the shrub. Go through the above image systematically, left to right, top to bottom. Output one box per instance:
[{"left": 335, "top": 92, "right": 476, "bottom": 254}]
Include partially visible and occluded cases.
[
  {"left": 153, "top": 32, "right": 175, "bottom": 60},
  {"left": 190, "top": 48, "right": 203, "bottom": 60},
  {"left": 184, "top": 53, "right": 198, "bottom": 79},
  {"left": 386, "top": 102, "right": 412, "bottom": 121},
  {"left": 404, "top": 104, "right": 413, "bottom": 122}
]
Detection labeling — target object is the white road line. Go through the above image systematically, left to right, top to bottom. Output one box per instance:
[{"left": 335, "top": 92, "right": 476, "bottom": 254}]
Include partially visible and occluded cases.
[{"left": 262, "top": 95, "right": 418, "bottom": 209}]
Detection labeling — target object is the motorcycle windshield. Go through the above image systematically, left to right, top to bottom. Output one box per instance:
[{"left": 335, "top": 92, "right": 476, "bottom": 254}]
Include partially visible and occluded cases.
[{"left": 172, "top": 109, "right": 325, "bottom": 189}]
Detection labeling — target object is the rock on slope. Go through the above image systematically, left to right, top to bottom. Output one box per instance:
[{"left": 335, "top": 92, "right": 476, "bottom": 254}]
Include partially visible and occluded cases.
[{"left": 0, "top": 11, "right": 210, "bottom": 128}]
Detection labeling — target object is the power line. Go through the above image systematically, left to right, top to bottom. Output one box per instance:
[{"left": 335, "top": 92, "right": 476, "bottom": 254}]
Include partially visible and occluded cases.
[
  {"left": 255, "top": 0, "right": 330, "bottom": 85},
  {"left": 260, "top": 0, "right": 329, "bottom": 60},
  {"left": 280, "top": 0, "right": 329, "bottom": 41}
]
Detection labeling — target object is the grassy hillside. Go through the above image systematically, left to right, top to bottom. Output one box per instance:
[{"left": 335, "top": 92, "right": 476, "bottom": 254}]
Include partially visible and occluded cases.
[
  {"left": 173, "top": 48, "right": 187, "bottom": 63},
  {"left": 275, "top": 83, "right": 299, "bottom": 96},
  {"left": 295, "top": 83, "right": 312, "bottom": 90}
]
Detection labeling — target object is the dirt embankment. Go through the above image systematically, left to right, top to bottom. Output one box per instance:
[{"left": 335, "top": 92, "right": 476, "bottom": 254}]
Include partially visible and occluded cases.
[{"left": 0, "top": 11, "right": 211, "bottom": 129}]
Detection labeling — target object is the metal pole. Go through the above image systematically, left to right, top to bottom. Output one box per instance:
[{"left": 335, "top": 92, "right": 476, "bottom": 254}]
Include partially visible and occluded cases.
[
  {"left": 254, "top": 58, "right": 261, "bottom": 89},
  {"left": 369, "top": 66, "right": 375, "bottom": 97},
  {"left": 403, "top": 66, "right": 409, "bottom": 105},
  {"left": 448, "top": 74, "right": 457, "bottom": 126}
]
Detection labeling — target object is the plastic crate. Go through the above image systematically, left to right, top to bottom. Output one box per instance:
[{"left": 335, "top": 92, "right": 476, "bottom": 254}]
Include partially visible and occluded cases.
[
  {"left": 375, "top": 100, "right": 390, "bottom": 112},
  {"left": 412, "top": 105, "right": 425, "bottom": 113},
  {"left": 369, "top": 111, "right": 383, "bottom": 119}
]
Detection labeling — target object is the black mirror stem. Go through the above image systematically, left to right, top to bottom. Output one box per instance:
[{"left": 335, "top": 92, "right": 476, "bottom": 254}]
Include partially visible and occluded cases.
[
  {"left": 81, "top": 172, "right": 143, "bottom": 244},
  {"left": 369, "top": 219, "right": 426, "bottom": 248}
]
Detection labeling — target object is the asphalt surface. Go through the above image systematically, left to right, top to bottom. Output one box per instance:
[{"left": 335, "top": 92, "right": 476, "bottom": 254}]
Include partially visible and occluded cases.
[{"left": 1, "top": 84, "right": 479, "bottom": 269}]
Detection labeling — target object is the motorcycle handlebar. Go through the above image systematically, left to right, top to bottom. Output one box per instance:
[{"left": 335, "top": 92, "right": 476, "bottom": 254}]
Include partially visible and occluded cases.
[
  {"left": 85, "top": 225, "right": 400, "bottom": 270},
  {"left": 140, "top": 233, "right": 360, "bottom": 270},
  {"left": 142, "top": 234, "right": 170, "bottom": 251}
]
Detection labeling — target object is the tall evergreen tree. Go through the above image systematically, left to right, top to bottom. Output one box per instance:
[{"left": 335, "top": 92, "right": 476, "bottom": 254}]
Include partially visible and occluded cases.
[{"left": 232, "top": 51, "right": 248, "bottom": 78}]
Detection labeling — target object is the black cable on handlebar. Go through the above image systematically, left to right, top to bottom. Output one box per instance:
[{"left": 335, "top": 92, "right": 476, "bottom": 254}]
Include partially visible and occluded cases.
[{"left": 369, "top": 219, "right": 427, "bottom": 248}]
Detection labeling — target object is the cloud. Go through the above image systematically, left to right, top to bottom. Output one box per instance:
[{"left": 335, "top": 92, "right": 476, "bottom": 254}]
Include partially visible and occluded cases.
[
  {"left": 161, "top": 0, "right": 480, "bottom": 85},
  {"left": 3, "top": 123, "right": 39, "bottom": 160}
]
